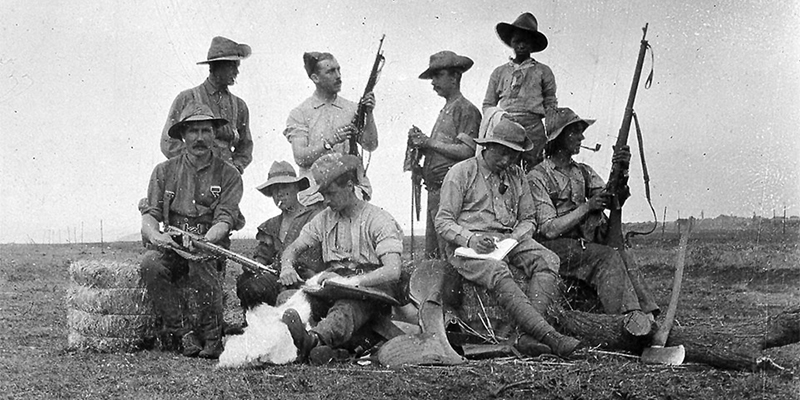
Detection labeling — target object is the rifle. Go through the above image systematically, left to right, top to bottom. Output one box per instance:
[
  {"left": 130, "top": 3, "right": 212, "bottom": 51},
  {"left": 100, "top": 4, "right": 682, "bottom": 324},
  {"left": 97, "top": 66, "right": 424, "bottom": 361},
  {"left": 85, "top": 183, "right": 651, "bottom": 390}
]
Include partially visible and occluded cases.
[
  {"left": 605, "top": 23, "right": 652, "bottom": 249},
  {"left": 349, "top": 34, "right": 386, "bottom": 157},
  {"left": 403, "top": 128, "right": 423, "bottom": 259},
  {"left": 166, "top": 225, "right": 278, "bottom": 275}
]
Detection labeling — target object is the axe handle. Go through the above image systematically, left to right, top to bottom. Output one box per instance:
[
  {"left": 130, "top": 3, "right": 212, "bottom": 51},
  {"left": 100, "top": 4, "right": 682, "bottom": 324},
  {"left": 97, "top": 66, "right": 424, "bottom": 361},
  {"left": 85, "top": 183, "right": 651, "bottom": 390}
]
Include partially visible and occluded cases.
[{"left": 652, "top": 217, "right": 693, "bottom": 346}]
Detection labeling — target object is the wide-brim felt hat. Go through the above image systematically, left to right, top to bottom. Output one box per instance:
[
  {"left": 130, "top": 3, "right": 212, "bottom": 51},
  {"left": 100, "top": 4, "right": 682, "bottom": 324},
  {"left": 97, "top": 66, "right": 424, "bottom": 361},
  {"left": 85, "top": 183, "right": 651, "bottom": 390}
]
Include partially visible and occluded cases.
[
  {"left": 496, "top": 12, "right": 548, "bottom": 53},
  {"left": 197, "top": 36, "right": 252, "bottom": 65},
  {"left": 418, "top": 51, "right": 474, "bottom": 79},
  {"left": 167, "top": 103, "right": 228, "bottom": 139},
  {"left": 545, "top": 107, "right": 596, "bottom": 143},
  {"left": 474, "top": 118, "right": 534, "bottom": 152},
  {"left": 310, "top": 153, "right": 361, "bottom": 193},
  {"left": 256, "top": 161, "right": 310, "bottom": 196}
]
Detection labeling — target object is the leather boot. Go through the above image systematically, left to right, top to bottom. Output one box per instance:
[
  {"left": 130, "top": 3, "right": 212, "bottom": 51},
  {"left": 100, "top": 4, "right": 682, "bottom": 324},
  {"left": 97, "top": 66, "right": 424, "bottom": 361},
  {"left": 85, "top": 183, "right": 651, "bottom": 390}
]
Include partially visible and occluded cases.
[
  {"left": 526, "top": 271, "right": 561, "bottom": 319},
  {"left": 493, "top": 276, "right": 580, "bottom": 357},
  {"left": 282, "top": 308, "right": 319, "bottom": 363},
  {"left": 198, "top": 325, "right": 223, "bottom": 359},
  {"left": 181, "top": 331, "right": 203, "bottom": 357}
]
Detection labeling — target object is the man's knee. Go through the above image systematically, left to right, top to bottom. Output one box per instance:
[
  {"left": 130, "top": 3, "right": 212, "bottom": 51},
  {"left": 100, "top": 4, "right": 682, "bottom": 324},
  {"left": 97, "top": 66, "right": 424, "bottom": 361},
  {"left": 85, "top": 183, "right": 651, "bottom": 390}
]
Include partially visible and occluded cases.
[{"left": 140, "top": 250, "right": 168, "bottom": 285}]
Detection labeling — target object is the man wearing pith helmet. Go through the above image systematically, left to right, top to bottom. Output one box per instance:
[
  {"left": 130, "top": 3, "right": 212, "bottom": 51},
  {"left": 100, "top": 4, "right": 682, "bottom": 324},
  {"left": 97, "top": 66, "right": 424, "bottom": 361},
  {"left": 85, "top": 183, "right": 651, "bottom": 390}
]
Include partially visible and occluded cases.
[
  {"left": 483, "top": 12, "right": 559, "bottom": 170},
  {"left": 161, "top": 36, "right": 254, "bottom": 174},
  {"left": 408, "top": 50, "right": 482, "bottom": 259},
  {"left": 141, "top": 102, "right": 244, "bottom": 359},
  {"left": 527, "top": 107, "right": 659, "bottom": 334},
  {"left": 435, "top": 117, "right": 581, "bottom": 357},
  {"left": 278, "top": 153, "right": 404, "bottom": 364},
  {"left": 235, "top": 161, "right": 324, "bottom": 314}
]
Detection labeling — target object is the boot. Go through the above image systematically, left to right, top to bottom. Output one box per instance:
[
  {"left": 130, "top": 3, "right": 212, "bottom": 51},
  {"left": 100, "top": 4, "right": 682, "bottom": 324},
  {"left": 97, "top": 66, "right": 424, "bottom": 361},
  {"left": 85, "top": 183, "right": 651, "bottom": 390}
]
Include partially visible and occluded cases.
[
  {"left": 526, "top": 271, "right": 561, "bottom": 319},
  {"left": 493, "top": 276, "right": 580, "bottom": 357},
  {"left": 282, "top": 308, "right": 319, "bottom": 363},
  {"left": 181, "top": 331, "right": 203, "bottom": 357},
  {"left": 515, "top": 334, "right": 551, "bottom": 357},
  {"left": 199, "top": 339, "right": 223, "bottom": 359}
]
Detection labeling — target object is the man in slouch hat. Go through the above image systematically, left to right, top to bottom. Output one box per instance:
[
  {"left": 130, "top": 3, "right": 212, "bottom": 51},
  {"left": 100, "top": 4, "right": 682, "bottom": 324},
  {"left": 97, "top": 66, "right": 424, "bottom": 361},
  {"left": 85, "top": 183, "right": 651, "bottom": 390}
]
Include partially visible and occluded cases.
[
  {"left": 483, "top": 13, "right": 559, "bottom": 170},
  {"left": 161, "top": 36, "right": 254, "bottom": 174},
  {"left": 408, "top": 51, "right": 482, "bottom": 259},
  {"left": 284, "top": 52, "right": 378, "bottom": 205},
  {"left": 141, "top": 103, "right": 245, "bottom": 359},
  {"left": 527, "top": 108, "right": 659, "bottom": 334},
  {"left": 435, "top": 118, "right": 580, "bottom": 357},
  {"left": 279, "top": 153, "right": 404, "bottom": 364},
  {"left": 235, "top": 161, "right": 324, "bottom": 314}
]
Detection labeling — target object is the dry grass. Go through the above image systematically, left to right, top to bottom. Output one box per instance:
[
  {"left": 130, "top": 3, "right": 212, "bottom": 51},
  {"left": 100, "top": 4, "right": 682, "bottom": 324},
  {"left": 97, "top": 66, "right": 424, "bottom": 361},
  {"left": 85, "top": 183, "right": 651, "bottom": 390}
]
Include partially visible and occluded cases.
[{"left": 1, "top": 230, "right": 799, "bottom": 399}]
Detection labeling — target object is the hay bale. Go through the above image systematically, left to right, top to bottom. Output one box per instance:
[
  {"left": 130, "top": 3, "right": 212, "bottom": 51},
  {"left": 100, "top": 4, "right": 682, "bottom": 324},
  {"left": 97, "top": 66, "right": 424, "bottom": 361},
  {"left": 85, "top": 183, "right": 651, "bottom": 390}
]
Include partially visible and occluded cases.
[
  {"left": 70, "top": 259, "right": 141, "bottom": 289},
  {"left": 66, "top": 285, "right": 152, "bottom": 315},
  {"left": 67, "top": 309, "right": 156, "bottom": 338},
  {"left": 67, "top": 331, "right": 149, "bottom": 353}
]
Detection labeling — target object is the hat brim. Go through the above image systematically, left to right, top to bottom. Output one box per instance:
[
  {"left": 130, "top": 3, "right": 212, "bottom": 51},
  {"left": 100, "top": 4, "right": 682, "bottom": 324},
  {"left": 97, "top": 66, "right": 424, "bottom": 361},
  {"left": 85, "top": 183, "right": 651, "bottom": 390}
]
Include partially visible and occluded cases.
[
  {"left": 496, "top": 23, "right": 548, "bottom": 53},
  {"left": 197, "top": 44, "right": 252, "bottom": 65},
  {"left": 418, "top": 60, "right": 474, "bottom": 79},
  {"left": 167, "top": 117, "right": 228, "bottom": 139},
  {"left": 548, "top": 118, "right": 596, "bottom": 143},
  {"left": 474, "top": 136, "right": 535, "bottom": 152},
  {"left": 256, "top": 176, "right": 310, "bottom": 196}
]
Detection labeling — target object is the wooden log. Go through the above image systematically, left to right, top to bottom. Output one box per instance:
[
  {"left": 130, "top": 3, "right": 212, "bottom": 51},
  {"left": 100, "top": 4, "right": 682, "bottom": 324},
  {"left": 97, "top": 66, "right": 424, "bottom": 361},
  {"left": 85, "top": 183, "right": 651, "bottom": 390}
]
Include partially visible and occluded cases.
[
  {"left": 762, "top": 307, "right": 800, "bottom": 349},
  {"left": 552, "top": 308, "right": 761, "bottom": 371}
]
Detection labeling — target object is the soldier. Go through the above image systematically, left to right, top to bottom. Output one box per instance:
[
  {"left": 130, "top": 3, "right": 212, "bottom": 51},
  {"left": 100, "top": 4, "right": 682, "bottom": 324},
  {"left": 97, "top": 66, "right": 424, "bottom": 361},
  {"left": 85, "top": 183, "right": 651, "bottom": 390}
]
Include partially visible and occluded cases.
[
  {"left": 483, "top": 12, "right": 558, "bottom": 170},
  {"left": 161, "top": 36, "right": 253, "bottom": 174},
  {"left": 408, "top": 51, "right": 482, "bottom": 259},
  {"left": 284, "top": 52, "right": 377, "bottom": 205},
  {"left": 141, "top": 103, "right": 244, "bottom": 359},
  {"left": 527, "top": 107, "right": 659, "bottom": 332},
  {"left": 435, "top": 118, "right": 580, "bottom": 357},
  {"left": 279, "top": 153, "right": 404, "bottom": 364},
  {"left": 236, "top": 161, "right": 324, "bottom": 313}
]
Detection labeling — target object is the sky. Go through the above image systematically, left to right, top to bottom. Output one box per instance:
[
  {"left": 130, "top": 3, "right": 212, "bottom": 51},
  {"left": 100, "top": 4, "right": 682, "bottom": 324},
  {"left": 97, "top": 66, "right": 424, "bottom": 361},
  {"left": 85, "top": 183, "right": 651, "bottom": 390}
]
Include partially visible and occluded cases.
[{"left": 1, "top": 0, "right": 799, "bottom": 244}]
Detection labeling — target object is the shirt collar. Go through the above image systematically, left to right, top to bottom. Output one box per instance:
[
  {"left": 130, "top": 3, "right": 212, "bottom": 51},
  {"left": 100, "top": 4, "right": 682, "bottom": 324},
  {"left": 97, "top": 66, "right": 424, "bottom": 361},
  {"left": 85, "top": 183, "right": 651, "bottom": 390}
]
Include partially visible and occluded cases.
[
  {"left": 507, "top": 57, "right": 537, "bottom": 69},
  {"left": 203, "top": 78, "right": 229, "bottom": 95},
  {"left": 311, "top": 92, "right": 344, "bottom": 110},
  {"left": 183, "top": 152, "right": 214, "bottom": 171}
]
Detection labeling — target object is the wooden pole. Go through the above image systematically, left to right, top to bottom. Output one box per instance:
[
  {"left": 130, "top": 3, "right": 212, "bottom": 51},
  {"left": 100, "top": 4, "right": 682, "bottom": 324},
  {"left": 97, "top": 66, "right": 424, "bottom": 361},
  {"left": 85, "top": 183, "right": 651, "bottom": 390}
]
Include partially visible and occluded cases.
[
  {"left": 661, "top": 206, "right": 667, "bottom": 238},
  {"left": 100, "top": 219, "right": 104, "bottom": 252}
]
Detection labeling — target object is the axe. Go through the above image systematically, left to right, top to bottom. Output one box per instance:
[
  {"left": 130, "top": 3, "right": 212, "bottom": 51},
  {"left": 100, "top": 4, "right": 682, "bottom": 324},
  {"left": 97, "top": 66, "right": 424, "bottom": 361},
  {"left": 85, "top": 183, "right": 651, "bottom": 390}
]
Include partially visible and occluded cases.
[{"left": 641, "top": 217, "right": 693, "bottom": 365}]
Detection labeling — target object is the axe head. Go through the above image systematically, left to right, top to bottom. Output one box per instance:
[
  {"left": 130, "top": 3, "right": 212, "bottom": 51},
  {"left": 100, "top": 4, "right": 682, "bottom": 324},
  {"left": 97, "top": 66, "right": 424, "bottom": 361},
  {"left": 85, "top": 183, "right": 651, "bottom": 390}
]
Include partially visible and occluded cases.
[{"left": 640, "top": 344, "right": 685, "bottom": 365}]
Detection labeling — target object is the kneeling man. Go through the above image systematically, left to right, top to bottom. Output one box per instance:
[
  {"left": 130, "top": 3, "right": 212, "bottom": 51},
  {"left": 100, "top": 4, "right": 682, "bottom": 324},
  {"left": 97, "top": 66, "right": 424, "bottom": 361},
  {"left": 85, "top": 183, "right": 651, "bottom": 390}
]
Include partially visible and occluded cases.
[{"left": 279, "top": 153, "right": 404, "bottom": 363}]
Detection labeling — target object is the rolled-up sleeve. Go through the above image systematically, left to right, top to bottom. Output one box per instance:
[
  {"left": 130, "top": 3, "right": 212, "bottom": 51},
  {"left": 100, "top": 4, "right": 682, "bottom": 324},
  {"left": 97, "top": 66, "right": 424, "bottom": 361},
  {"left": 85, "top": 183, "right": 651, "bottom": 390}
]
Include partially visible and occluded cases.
[
  {"left": 482, "top": 68, "right": 501, "bottom": 111},
  {"left": 142, "top": 163, "right": 167, "bottom": 221},
  {"left": 369, "top": 210, "right": 404, "bottom": 258}
]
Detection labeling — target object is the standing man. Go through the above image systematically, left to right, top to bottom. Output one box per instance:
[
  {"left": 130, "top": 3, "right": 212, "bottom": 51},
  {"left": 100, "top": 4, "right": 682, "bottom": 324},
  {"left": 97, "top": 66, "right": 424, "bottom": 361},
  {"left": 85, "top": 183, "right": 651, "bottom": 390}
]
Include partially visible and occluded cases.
[
  {"left": 483, "top": 12, "right": 558, "bottom": 170},
  {"left": 161, "top": 36, "right": 253, "bottom": 174},
  {"left": 408, "top": 51, "right": 482, "bottom": 259},
  {"left": 284, "top": 52, "right": 378, "bottom": 205},
  {"left": 141, "top": 103, "right": 244, "bottom": 359},
  {"left": 527, "top": 107, "right": 659, "bottom": 333},
  {"left": 435, "top": 118, "right": 580, "bottom": 357},
  {"left": 279, "top": 153, "right": 403, "bottom": 364},
  {"left": 236, "top": 161, "right": 324, "bottom": 312}
]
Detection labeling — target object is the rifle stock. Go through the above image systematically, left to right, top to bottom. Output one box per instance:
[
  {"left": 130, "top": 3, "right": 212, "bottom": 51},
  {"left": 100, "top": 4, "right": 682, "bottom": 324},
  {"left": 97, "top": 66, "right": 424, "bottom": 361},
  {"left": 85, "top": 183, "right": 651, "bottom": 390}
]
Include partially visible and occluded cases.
[
  {"left": 606, "top": 23, "right": 650, "bottom": 249},
  {"left": 349, "top": 35, "right": 386, "bottom": 156},
  {"left": 166, "top": 225, "right": 278, "bottom": 275}
]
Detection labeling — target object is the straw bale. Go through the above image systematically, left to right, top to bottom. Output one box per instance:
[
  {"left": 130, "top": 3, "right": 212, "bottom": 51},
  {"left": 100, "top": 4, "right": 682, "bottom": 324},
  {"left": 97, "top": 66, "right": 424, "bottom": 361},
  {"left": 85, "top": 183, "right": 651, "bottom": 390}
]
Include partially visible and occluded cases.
[
  {"left": 69, "top": 259, "right": 142, "bottom": 289},
  {"left": 65, "top": 285, "right": 152, "bottom": 315},
  {"left": 67, "top": 309, "right": 157, "bottom": 339},
  {"left": 66, "top": 331, "right": 149, "bottom": 353}
]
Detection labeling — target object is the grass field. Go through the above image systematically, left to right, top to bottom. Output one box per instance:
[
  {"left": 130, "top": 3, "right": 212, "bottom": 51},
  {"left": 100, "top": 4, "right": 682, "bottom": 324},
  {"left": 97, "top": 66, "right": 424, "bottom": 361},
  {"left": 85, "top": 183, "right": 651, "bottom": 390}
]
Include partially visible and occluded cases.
[{"left": 1, "top": 228, "right": 799, "bottom": 399}]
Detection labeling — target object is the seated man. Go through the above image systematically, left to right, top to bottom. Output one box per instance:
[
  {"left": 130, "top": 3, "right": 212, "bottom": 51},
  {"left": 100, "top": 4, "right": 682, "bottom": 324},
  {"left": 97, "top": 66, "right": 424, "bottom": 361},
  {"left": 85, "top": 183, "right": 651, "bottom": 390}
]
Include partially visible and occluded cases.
[
  {"left": 140, "top": 103, "right": 244, "bottom": 359},
  {"left": 527, "top": 107, "right": 659, "bottom": 332},
  {"left": 435, "top": 117, "right": 580, "bottom": 357},
  {"left": 278, "top": 153, "right": 404, "bottom": 363},
  {"left": 236, "top": 161, "right": 324, "bottom": 312}
]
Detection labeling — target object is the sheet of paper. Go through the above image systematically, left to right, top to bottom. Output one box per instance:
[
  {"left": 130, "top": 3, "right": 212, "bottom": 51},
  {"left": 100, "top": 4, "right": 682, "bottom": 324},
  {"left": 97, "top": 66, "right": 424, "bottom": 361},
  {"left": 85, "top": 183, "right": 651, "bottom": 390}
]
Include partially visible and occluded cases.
[{"left": 454, "top": 237, "right": 519, "bottom": 260}]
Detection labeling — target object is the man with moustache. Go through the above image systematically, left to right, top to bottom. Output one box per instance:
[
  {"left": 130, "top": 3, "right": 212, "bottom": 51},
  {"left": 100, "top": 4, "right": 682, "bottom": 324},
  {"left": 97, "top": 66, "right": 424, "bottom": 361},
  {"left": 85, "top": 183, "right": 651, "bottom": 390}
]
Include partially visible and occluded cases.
[
  {"left": 161, "top": 36, "right": 253, "bottom": 175},
  {"left": 408, "top": 51, "right": 482, "bottom": 259},
  {"left": 284, "top": 52, "right": 378, "bottom": 205},
  {"left": 140, "top": 103, "right": 244, "bottom": 359},
  {"left": 527, "top": 107, "right": 659, "bottom": 333},
  {"left": 435, "top": 118, "right": 580, "bottom": 357},
  {"left": 279, "top": 153, "right": 404, "bottom": 364},
  {"left": 235, "top": 161, "right": 324, "bottom": 313}
]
